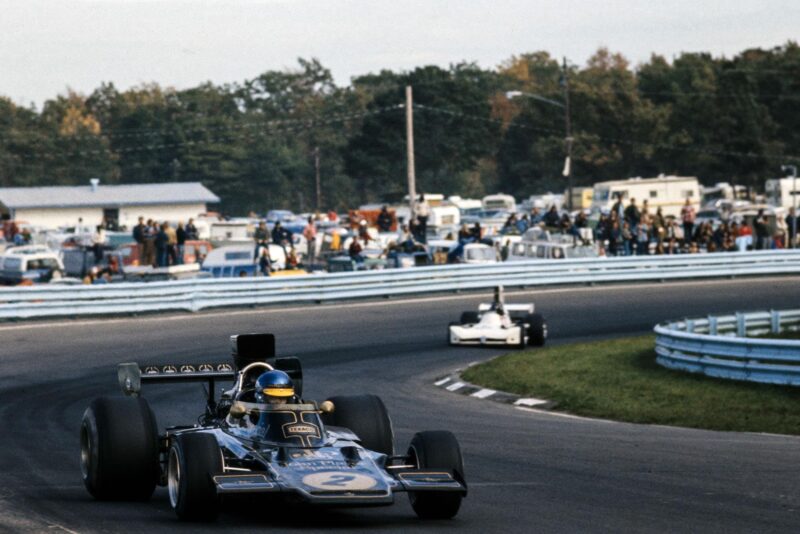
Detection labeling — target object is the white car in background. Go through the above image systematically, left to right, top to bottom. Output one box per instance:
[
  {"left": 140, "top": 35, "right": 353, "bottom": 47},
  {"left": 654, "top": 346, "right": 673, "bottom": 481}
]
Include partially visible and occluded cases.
[{"left": 448, "top": 287, "right": 546, "bottom": 348}]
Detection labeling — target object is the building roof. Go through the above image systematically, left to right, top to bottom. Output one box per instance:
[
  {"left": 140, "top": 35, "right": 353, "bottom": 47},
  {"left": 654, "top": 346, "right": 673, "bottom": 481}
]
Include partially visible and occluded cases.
[{"left": 0, "top": 182, "right": 220, "bottom": 209}]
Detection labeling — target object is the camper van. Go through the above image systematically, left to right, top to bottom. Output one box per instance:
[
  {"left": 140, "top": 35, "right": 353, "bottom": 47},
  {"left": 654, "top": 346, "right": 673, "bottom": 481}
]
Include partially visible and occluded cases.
[
  {"left": 591, "top": 175, "right": 700, "bottom": 218},
  {"left": 765, "top": 177, "right": 799, "bottom": 210},
  {"left": 701, "top": 182, "right": 748, "bottom": 207},
  {"left": 566, "top": 187, "right": 594, "bottom": 210},
  {"left": 482, "top": 194, "right": 516, "bottom": 212},
  {"left": 506, "top": 228, "right": 598, "bottom": 261}
]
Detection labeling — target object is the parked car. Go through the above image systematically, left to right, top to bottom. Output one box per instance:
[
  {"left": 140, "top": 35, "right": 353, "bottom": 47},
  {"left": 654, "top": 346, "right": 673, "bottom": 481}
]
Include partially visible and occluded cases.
[{"left": 0, "top": 245, "right": 65, "bottom": 285}]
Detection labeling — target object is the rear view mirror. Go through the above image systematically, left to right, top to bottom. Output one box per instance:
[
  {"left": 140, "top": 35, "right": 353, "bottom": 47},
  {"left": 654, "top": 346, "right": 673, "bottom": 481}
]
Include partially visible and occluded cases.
[{"left": 117, "top": 363, "right": 141, "bottom": 397}]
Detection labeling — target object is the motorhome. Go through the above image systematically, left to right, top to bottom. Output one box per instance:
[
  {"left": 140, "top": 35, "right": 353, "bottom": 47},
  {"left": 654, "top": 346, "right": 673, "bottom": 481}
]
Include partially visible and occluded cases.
[
  {"left": 591, "top": 175, "right": 700, "bottom": 218},
  {"left": 765, "top": 177, "right": 799, "bottom": 210},
  {"left": 701, "top": 182, "right": 748, "bottom": 207},
  {"left": 565, "top": 187, "right": 593, "bottom": 211},
  {"left": 520, "top": 193, "right": 564, "bottom": 213},
  {"left": 482, "top": 194, "right": 516, "bottom": 212},
  {"left": 447, "top": 196, "right": 483, "bottom": 214}
]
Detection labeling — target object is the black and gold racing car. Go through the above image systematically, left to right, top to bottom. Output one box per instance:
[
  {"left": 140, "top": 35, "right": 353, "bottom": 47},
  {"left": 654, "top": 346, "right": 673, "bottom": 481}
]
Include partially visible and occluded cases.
[{"left": 80, "top": 334, "right": 467, "bottom": 521}]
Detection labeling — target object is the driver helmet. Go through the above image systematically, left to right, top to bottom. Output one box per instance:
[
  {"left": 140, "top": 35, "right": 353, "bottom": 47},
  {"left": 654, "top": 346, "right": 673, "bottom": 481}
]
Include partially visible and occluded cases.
[{"left": 255, "top": 370, "right": 295, "bottom": 404}]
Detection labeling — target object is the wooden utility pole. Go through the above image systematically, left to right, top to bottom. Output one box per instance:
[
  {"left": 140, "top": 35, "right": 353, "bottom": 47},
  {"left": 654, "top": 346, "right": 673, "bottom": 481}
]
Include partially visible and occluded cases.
[
  {"left": 562, "top": 57, "right": 574, "bottom": 211},
  {"left": 406, "top": 85, "right": 417, "bottom": 221},
  {"left": 314, "top": 146, "right": 321, "bottom": 211}
]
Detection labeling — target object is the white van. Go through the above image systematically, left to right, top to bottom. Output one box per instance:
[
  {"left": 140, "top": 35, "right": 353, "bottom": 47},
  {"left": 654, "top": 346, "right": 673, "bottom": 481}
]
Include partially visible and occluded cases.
[
  {"left": 591, "top": 175, "right": 700, "bottom": 218},
  {"left": 765, "top": 177, "right": 799, "bottom": 210},
  {"left": 482, "top": 194, "right": 516, "bottom": 212},
  {"left": 506, "top": 229, "right": 598, "bottom": 262},
  {"left": 0, "top": 245, "right": 65, "bottom": 284}
]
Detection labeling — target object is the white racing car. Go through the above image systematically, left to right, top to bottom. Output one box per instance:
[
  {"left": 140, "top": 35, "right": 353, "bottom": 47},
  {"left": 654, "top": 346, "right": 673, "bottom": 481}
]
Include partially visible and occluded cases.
[{"left": 448, "top": 287, "right": 546, "bottom": 348}]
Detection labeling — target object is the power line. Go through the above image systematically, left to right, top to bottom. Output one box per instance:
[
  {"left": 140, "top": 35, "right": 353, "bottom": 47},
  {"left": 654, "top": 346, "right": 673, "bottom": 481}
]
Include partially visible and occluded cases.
[
  {"left": 412, "top": 103, "right": 800, "bottom": 163},
  {"left": 0, "top": 106, "right": 403, "bottom": 161}
]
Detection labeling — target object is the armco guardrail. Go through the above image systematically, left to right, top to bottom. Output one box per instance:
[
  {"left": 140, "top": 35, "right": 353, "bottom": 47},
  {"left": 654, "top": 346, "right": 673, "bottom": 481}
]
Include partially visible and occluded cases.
[
  {"left": 0, "top": 249, "right": 798, "bottom": 320},
  {"left": 655, "top": 308, "right": 800, "bottom": 386}
]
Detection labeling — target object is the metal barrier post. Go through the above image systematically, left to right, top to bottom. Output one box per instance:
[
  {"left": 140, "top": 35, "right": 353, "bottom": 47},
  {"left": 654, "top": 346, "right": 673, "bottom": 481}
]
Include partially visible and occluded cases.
[
  {"left": 771, "top": 310, "right": 781, "bottom": 334},
  {"left": 736, "top": 313, "right": 746, "bottom": 337},
  {"left": 708, "top": 315, "right": 718, "bottom": 336}
]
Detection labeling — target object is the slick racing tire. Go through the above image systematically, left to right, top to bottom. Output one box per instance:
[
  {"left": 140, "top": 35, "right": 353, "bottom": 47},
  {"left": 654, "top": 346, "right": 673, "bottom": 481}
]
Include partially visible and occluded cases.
[
  {"left": 459, "top": 311, "right": 480, "bottom": 325},
  {"left": 527, "top": 313, "right": 547, "bottom": 347},
  {"left": 447, "top": 322, "right": 459, "bottom": 346},
  {"left": 323, "top": 395, "right": 394, "bottom": 455},
  {"left": 80, "top": 396, "right": 159, "bottom": 501},
  {"left": 407, "top": 430, "right": 465, "bottom": 519},
  {"left": 168, "top": 432, "right": 222, "bottom": 521}
]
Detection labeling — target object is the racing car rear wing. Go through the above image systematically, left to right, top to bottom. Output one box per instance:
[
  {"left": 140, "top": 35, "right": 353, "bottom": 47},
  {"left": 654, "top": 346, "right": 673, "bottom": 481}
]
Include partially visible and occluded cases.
[
  {"left": 477, "top": 303, "right": 534, "bottom": 313},
  {"left": 116, "top": 333, "right": 302, "bottom": 397},
  {"left": 118, "top": 362, "right": 236, "bottom": 396}
]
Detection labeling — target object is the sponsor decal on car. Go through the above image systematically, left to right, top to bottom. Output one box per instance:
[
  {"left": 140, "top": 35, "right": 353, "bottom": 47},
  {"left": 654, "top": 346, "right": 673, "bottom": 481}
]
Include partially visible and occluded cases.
[{"left": 301, "top": 472, "right": 377, "bottom": 491}]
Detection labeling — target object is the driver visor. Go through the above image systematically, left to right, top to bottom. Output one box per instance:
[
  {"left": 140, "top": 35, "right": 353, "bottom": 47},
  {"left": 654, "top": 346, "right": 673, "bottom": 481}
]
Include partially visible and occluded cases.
[{"left": 263, "top": 387, "right": 294, "bottom": 397}]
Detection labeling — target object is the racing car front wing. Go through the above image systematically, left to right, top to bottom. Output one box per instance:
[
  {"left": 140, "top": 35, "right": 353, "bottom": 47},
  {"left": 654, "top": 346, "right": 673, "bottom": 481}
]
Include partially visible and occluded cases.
[
  {"left": 449, "top": 324, "right": 524, "bottom": 346},
  {"left": 211, "top": 469, "right": 464, "bottom": 505}
]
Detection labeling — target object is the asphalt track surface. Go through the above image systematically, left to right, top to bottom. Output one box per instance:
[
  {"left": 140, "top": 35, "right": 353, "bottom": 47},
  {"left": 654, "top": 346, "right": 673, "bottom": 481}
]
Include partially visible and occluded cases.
[{"left": 2, "top": 276, "right": 800, "bottom": 533}]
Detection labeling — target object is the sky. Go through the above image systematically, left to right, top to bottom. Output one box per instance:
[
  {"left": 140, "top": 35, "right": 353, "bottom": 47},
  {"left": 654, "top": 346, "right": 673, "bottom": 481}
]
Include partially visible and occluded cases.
[{"left": 1, "top": 0, "right": 797, "bottom": 106}]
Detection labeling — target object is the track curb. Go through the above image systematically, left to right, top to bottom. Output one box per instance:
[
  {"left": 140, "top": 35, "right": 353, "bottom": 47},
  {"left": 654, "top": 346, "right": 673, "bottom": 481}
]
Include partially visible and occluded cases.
[{"left": 433, "top": 362, "right": 557, "bottom": 410}]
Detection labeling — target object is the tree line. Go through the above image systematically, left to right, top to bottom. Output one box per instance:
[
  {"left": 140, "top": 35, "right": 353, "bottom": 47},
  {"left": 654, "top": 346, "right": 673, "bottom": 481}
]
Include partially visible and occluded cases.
[{"left": 0, "top": 44, "right": 798, "bottom": 214}]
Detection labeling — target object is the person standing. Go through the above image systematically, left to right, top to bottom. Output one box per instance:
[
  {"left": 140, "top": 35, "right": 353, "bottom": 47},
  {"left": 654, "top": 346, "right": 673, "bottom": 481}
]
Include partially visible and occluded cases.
[
  {"left": 415, "top": 194, "right": 430, "bottom": 243},
  {"left": 624, "top": 198, "right": 641, "bottom": 228},
  {"left": 680, "top": 199, "right": 696, "bottom": 246},
  {"left": 786, "top": 207, "right": 797, "bottom": 249},
  {"left": 754, "top": 212, "right": 770, "bottom": 250},
  {"left": 132, "top": 216, "right": 147, "bottom": 265},
  {"left": 302, "top": 217, "right": 317, "bottom": 268},
  {"left": 185, "top": 218, "right": 199, "bottom": 240},
  {"left": 143, "top": 219, "right": 157, "bottom": 267},
  {"left": 254, "top": 221, "right": 269, "bottom": 258},
  {"left": 165, "top": 222, "right": 178, "bottom": 265},
  {"left": 176, "top": 222, "right": 187, "bottom": 265},
  {"left": 155, "top": 223, "right": 169, "bottom": 267},
  {"left": 91, "top": 225, "right": 106, "bottom": 264}
]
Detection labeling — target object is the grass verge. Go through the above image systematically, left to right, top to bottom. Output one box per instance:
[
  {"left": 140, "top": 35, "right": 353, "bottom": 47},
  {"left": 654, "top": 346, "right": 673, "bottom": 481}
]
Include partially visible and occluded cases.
[{"left": 462, "top": 335, "right": 800, "bottom": 435}]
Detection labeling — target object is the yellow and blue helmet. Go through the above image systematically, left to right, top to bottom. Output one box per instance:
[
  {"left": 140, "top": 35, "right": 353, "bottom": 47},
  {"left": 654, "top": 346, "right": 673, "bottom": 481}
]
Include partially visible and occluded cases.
[{"left": 255, "top": 370, "right": 295, "bottom": 402}]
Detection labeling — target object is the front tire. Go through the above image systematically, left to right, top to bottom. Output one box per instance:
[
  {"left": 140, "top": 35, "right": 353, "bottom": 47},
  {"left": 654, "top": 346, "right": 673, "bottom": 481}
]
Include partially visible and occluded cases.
[
  {"left": 527, "top": 313, "right": 547, "bottom": 346},
  {"left": 447, "top": 322, "right": 458, "bottom": 346},
  {"left": 322, "top": 395, "right": 394, "bottom": 455},
  {"left": 80, "top": 396, "right": 159, "bottom": 501},
  {"left": 408, "top": 430, "right": 465, "bottom": 519},
  {"left": 168, "top": 432, "right": 222, "bottom": 521}
]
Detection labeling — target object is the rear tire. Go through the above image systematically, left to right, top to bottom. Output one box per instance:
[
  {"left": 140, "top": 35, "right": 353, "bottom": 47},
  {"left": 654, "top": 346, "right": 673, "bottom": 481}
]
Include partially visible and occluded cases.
[
  {"left": 459, "top": 311, "right": 479, "bottom": 324},
  {"left": 527, "top": 313, "right": 547, "bottom": 346},
  {"left": 515, "top": 325, "right": 526, "bottom": 349},
  {"left": 322, "top": 395, "right": 394, "bottom": 455},
  {"left": 80, "top": 396, "right": 159, "bottom": 501},
  {"left": 408, "top": 430, "right": 465, "bottom": 519},
  {"left": 168, "top": 432, "right": 222, "bottom": 521}
]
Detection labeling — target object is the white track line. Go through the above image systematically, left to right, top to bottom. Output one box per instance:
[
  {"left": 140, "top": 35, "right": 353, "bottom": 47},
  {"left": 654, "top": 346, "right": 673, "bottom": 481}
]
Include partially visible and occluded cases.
[
  {"left": 471, "top": 388, "right": 497, "bottom": 399},
  {"left": 514, "top": 398, "right": 549, "bottom": 407}
]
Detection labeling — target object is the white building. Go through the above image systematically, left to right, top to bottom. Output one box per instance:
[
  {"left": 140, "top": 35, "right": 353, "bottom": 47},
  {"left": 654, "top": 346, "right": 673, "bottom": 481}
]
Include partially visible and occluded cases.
[{"left": 0, "top": 180, "right": 219, "bottom": 230}]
